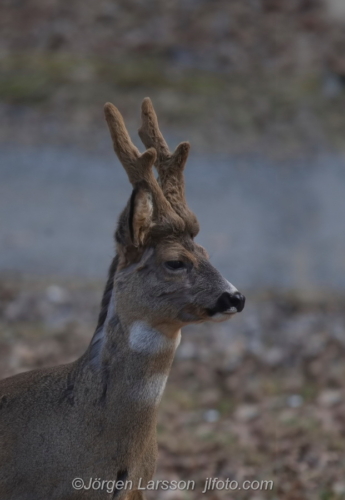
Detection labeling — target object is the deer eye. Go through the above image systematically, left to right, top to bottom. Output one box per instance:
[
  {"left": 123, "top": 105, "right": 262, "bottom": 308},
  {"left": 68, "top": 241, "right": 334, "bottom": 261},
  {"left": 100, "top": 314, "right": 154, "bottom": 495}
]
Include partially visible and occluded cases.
[{"left": 165, "top": 260, "right": 186, "bottom": 271}]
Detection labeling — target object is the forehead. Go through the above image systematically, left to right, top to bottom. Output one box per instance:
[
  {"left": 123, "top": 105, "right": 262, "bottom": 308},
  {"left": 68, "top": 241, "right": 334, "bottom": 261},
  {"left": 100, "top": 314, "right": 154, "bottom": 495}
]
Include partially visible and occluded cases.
[{"left": 155, "top": 236, "right": 209, "bottom": 264}]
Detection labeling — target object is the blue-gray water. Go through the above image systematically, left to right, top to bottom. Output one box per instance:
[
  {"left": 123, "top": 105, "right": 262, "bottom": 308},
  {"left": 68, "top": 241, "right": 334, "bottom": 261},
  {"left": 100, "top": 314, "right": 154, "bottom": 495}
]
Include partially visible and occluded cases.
[{"left": 1, "top": 145, "right": 344, "bottom": 290}]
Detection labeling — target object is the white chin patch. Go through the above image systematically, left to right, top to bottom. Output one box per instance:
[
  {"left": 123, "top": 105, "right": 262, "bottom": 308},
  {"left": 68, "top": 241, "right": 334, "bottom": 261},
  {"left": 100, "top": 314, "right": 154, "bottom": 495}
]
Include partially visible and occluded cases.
[{"left": 209, "top": 309, "right": 237, "bottom": 323}]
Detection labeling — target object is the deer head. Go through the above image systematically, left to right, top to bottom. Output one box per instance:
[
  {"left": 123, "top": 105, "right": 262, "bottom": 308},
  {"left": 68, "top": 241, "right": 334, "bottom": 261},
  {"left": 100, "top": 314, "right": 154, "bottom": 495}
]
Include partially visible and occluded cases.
[{"left": 104, "top": 98, "right": 245, "bottom": 334}]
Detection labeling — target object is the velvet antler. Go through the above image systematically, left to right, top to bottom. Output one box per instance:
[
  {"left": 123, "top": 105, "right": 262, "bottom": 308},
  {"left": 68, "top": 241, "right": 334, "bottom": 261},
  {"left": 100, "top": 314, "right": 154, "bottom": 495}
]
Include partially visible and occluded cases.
[
  {"left": 138, "top": 98, "right": 199, "bottom": 236},
  {"left": 105, "top": 102, "right": 178, "bottom": 211}
]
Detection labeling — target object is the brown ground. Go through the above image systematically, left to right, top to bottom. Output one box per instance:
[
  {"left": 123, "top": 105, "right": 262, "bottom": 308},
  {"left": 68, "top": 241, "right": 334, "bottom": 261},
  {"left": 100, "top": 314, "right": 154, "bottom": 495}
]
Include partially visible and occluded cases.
[{"left": 1, "top": 276, "right": 345, "bottom": 500}]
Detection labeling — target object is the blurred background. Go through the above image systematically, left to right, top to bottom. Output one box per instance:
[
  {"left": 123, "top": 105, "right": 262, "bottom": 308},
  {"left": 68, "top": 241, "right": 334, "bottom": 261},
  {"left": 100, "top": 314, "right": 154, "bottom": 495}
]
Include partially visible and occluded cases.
[{"left": 1, "top": 1, "right": 345, "bottom": 499}]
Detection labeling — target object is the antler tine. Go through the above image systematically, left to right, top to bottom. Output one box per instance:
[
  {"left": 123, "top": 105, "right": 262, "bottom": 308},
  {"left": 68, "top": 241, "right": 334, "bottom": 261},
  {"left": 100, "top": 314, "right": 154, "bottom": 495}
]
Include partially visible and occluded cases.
[
  {"left": 139, "top": 97, "right": 190, "bottom": 171},
  {"left": 138, "top": 98, "right": 199, "bottom": 235},
  {"left": 138, "top": 98, "right": 170, "bottom": 163},
  {"left": 104, "top": 102, "right": 157, "bottom": 186}
]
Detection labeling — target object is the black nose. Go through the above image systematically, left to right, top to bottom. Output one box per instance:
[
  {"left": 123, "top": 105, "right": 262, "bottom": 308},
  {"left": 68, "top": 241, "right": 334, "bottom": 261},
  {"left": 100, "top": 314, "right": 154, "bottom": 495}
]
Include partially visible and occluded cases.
[
  {"left": 212, "top": 291, "right": 246, "bottom": 315},
  {"left": 230, "top": 292, "right": 245, "bottom": 312}
]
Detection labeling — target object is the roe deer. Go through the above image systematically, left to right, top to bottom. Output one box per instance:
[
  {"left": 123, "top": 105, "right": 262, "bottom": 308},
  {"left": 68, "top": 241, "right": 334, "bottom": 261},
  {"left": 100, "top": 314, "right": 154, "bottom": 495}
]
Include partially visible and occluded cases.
[{"left": 0, "top": 98, "right": 245, "bottom": 499}]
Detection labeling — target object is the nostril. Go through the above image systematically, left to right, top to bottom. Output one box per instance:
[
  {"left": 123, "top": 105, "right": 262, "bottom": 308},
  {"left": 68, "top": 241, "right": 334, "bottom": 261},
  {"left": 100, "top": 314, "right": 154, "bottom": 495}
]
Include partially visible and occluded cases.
[
  {"left": 208, "top": 291, "right": 246, "bottom": 316},
  {"left": 216, "top": 292, "right": 232, "bottom": 312},
  {"left": 231, "top": 292, "right": 245, "bottom": 312}
]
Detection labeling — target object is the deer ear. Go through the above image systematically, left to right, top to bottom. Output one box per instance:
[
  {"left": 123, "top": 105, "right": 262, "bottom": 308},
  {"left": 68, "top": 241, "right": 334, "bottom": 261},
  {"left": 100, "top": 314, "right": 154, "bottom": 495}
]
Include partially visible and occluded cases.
[{"left": 129, "top": 187, "right": 154, "bottom": 247}]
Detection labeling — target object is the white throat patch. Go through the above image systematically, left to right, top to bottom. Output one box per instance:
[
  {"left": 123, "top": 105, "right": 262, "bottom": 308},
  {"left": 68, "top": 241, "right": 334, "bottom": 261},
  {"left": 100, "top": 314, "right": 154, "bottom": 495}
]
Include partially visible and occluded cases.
[
  {"left": 129, "top": 321, "right": 180, "bottom": 355},
  {"left": 130, "top": 373, "right": 168, "bottom": 405}
]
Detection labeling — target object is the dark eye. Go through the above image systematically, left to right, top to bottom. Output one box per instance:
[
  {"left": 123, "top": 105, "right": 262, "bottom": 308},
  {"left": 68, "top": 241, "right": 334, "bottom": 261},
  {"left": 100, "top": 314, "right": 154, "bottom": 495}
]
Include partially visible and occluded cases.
[{"left": 165, "top": 260, "right": 186, "bottom": 271}]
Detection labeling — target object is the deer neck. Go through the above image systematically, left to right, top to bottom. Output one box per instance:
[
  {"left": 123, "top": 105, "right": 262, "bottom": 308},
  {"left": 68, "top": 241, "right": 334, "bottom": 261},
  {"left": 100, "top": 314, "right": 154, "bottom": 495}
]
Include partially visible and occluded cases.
[{"left": 86, "top": 286, "right": 181, "bottom": 409}]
